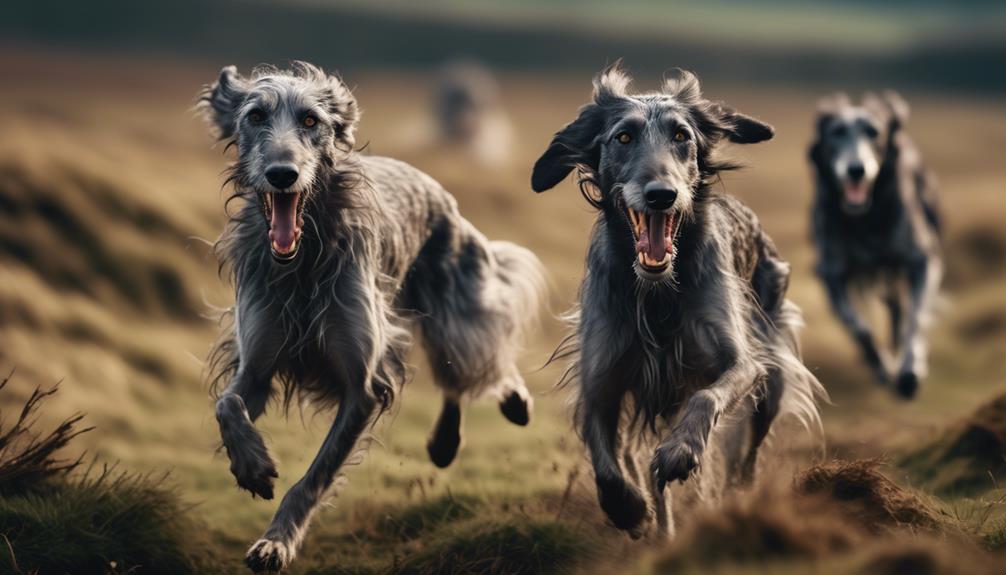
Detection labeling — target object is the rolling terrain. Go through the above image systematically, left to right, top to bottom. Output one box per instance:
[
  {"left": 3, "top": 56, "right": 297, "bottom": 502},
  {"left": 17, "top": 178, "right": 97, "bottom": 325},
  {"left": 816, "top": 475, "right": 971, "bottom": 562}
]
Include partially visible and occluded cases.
[{"left": 0, "top": 49, "right": 1004, "bottom": 573}]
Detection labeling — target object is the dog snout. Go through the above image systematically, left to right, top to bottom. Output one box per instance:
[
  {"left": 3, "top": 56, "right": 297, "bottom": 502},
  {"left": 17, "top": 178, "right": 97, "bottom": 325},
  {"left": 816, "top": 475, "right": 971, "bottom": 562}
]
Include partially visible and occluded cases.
[
  {"left": 846, "top": 162, "right": 865, "bottom": 182},
  {"left": 265, "top": 164, "right": 299, "bottom": 190},
  {"left": 643, "top": 181, "right": 678, "bottom": 211}
]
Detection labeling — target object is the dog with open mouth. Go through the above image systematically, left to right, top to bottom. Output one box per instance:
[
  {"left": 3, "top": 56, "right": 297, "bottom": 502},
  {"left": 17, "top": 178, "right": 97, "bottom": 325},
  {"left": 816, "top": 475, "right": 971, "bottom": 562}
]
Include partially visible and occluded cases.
[
  {"left": 200, "top": 62, "right": 546, "bottom": 572},
  {"left": 532, "top": 63, "right": 825, "bottom": 538},
  {"left": 810, "top": 92, "right": 943, "bottom": 398}
]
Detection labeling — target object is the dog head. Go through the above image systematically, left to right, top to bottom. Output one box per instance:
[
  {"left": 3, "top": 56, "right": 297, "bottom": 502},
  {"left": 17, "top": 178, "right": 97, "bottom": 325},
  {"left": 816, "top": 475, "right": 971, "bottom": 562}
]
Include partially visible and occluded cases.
[
  {"left": 200, "top": 62, "right": 360, "bottom": 263},
  {"left": 531, "top": 63, "right": 773, "bottom": 284},
  {"left": 811, "top": 91, "right": 909, "bottom": 215}
]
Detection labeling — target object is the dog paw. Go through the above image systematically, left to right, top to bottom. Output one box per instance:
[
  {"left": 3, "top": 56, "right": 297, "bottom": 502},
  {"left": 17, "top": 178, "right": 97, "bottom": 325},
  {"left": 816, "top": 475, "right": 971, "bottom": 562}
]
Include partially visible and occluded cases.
[
  {"left": 895, "top": 371, "right": 919, "bottom": 400},
  {"left": 499, "top": 391, "right": 531, "bottom": 426},
  {"left": 217, "top": 395, "right": 278, "bottom": 499},
  {"left": 427, "top": 412, "right": 462, "bottom": 470},
  {"left": 226, "top": 428, "right": 278, "bottom": 499},
  {"left": 426, "top": 431, "right": 461, "bottom": 469},
  {"left": 652, "top": 440, "right": 701, "bottom": 491},
  {"left": 232, "top": 454, "right": 278, "bottom": 500},
  {"left": 596, "top": 477, "right": 648, "bottom": 533},
  {"left": 245, "top": 537, "right": 295, "bottom": 573}
]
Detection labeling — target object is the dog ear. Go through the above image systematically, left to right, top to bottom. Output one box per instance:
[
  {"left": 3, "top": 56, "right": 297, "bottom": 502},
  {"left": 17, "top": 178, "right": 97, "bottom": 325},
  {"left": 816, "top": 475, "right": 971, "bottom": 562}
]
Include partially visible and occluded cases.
[
  {"left": 532, "top": 64, "right": 630, "bottom": 193},
  {"left": 200, "top": 66, "right": 249, "bottom": 141},
  {"left": 324, "top": 73, "right": 361, "bottom": 149},
  {"left": 863, "top": 90, "right": 909, "bottom": 134},
  {"left": 882, "top": 90, "right": 910, "bottom": 130},
  {"left": 814, "top": 92, "right": 848, "bottom": 134},
  {"left": 531, "top": 105, "right": 604, "bottom": 192},
  {"left": 722, "top": 110, "right": 774, "bottom": 144}
]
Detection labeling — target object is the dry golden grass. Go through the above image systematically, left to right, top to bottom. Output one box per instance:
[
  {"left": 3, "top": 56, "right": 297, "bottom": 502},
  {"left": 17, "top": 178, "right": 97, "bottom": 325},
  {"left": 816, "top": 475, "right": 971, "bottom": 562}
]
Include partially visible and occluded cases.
[{"left": 0, "top": 49, "right": 1004, "bottom": 573}]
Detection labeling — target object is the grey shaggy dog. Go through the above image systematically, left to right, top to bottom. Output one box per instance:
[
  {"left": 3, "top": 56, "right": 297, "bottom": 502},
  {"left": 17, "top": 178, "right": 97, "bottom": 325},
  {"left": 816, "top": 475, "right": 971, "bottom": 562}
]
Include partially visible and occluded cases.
[
  {"left": 199, "top": 62, "right": 546, "bottom": 572},
  {"left": 532, "top": 64, "right": 825, "bottom": 538},
  {"left": 810, "top": 92, "right": 942, "bottom": 399}
]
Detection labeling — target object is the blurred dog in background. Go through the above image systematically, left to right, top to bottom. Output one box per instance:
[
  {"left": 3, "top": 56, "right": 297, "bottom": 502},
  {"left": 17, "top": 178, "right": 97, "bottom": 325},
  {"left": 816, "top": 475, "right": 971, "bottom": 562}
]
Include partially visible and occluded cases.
[
  {"left": 434, "top": 60, "right": 514, "bottom": 166},
  {"left": 201, "top": 62, "right": 545, "bottom": 572},
  {"left": 532, "top": 64, "right": 824, "bottom": 538},
  {"left": 810, "top": 92, "right": 942, "bottom": 399}
]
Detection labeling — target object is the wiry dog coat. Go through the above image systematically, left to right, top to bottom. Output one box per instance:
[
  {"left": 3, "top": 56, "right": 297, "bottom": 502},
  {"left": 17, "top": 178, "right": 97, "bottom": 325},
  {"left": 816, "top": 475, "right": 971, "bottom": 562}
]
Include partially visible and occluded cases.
[
  {"left": 200, "top": 62, "right": 545, "bottom": 572},
  {"left": 532, "top": 64, "right": 825, "bottom": 538}
]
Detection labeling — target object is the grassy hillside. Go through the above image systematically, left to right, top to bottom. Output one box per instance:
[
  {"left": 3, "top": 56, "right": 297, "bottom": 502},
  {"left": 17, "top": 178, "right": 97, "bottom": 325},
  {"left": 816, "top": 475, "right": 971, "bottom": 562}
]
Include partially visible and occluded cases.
[{"left": 0, "top": 50, "right": 1004, "bottom": 573}]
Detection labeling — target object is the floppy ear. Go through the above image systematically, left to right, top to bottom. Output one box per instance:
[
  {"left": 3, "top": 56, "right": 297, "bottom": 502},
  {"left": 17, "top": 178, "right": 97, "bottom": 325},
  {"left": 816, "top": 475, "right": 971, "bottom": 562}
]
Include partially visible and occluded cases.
[
  {"left": 199, "top": 66, "right": 249, "bottom": 140},
  {"left": 324, "top": 73, "right": 361, "bottom": 148},
  {"left": 864, "top": 90, "right": 909, "bottom": 133},
  {"left": 882, "top": 90, "right": 910, "bottom": 131},
  {"left": 531, "top": 105, "right": 604, "bottom": 192},
  {"left": 722, "top": 110, "right": 774, "bottom": 144}
]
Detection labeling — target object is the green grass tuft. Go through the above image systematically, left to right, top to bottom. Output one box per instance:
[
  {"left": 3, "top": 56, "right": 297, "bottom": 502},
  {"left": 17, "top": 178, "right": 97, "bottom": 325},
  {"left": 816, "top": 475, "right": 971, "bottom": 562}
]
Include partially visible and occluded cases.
[
  {"left": 0, "top": 373, "right": 225, "bottom": 575},
  {"left": 0, "top": 466, "right": 225, "bottom": 575},
  {"left": 376, "top": 493, "right": 480, "bottom": 541},
  {"left": 395, "top": 517, "right": 594, "bottom": 575}
]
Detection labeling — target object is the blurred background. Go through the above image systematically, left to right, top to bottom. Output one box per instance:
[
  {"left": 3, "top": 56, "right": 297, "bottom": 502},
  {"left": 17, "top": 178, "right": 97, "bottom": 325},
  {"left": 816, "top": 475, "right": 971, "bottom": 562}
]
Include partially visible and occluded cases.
[{"left": 1, "top": 1, "right": 1005, "bottom": 574}]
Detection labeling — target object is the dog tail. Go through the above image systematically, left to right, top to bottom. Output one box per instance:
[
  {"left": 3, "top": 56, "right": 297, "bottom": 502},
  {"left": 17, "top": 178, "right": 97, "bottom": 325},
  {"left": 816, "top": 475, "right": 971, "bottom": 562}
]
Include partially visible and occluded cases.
[
  {"left": 488, "top": 240, "right": 549, "bottom": 342},
  {"left": 772, "top": 299, "right": 829, "bottom": 434}
]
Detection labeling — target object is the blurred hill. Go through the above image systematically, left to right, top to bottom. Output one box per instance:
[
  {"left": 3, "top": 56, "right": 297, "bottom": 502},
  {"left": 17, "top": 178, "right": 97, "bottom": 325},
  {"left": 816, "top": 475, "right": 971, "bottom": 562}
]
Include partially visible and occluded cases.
[
  {"left": 4, "top": 0, "right": 1005, "bottom": 94},
  {"left": 0, "top": 24, "right": 1004, "bottom": 572}
]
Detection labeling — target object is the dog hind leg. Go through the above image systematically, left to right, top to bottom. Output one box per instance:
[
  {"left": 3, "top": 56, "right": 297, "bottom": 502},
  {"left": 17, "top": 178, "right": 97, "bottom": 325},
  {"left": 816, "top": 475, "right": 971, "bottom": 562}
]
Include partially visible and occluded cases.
[
  {"left": 409, "top": 222, "right": 545, "bottom": 467},
  {"left": 895, "top": 257, "right": 942, "bottom": 399},
  {"left": 497, "top": 364, "right": 532, "bottom": 426},
  {"left": 739, "top": 367, "right": 782, "bottom": 484},
  {"left": 427, "top": 395, "right": 463, "bottom": 468}
]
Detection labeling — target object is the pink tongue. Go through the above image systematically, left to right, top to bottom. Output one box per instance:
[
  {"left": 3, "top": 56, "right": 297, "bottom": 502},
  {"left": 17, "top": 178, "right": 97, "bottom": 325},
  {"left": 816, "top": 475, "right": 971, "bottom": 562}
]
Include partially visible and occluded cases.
[
  {"left": 844, "top": 182, "right": 868, "bottom": 205},
  {"left": 268, "top": 193, "right": 301, "bottom": 253},
  {"left": 647, "top": 212, "right": 667, "bottom": 261}
]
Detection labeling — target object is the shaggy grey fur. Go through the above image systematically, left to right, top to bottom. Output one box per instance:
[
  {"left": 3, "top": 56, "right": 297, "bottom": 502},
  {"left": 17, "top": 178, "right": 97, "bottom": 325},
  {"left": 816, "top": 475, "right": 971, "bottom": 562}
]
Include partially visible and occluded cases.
[
  {"left": 199, "top": 62, "right": 545, "bottom": 572},
  {"left": 533, "top": 64, "right": 825, "bottom": 538},
  {"left": 810, "top": 92, "right": 942, "bottom": 399}
]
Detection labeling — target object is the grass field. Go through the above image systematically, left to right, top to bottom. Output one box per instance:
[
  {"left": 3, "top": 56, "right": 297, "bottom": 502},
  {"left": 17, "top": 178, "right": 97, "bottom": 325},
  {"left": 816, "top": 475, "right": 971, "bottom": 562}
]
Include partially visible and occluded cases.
[{"left": 0, "top": 49, "right": 1004, "bottom": 574}]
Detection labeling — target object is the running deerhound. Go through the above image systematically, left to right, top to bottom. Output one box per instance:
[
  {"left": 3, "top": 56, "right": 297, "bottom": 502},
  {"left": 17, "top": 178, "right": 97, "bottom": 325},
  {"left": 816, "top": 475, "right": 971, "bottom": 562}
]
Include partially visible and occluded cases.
[
  {"left": 200, "top": 62, "right": 545, "bottom": 572},
  {"left": 532, "top": 64, "right": 824, "bottom": 538},
  {"left": 810, "top": 92, "right": 942, "bottom": 399}
]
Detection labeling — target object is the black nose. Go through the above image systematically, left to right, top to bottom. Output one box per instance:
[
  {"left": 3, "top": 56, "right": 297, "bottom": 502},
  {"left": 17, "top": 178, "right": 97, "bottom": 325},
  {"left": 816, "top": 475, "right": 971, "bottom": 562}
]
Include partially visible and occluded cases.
[
  {"left": 847, "top": 163, "right": 865, "bottom": 182},
  {"left": 265, "top": 164, "right": 299, "bottom": 189},
  {"left": 643, "top": 181, "right": 678, "bottom": 211}
]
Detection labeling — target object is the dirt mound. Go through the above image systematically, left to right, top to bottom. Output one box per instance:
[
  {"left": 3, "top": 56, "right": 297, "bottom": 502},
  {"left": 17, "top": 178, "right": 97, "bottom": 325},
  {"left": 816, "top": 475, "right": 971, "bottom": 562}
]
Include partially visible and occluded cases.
[
  {"left": 947, "top": 224, "right": 1006, "bottom": 288},
  {"left": 901, "top": 392, "right": 1006, "bottom": 496},
  {"left": 797, "top": 459, "right": 947, "bottom": 532},
  {"left": 654, "top": 460, "right": 962, "bottom": 573},
  {"left": 653, "top": 487, "right": 861, "bottom": 572},
  {"left": 858, "top": 538, "right": 997, "bottom": 575}
]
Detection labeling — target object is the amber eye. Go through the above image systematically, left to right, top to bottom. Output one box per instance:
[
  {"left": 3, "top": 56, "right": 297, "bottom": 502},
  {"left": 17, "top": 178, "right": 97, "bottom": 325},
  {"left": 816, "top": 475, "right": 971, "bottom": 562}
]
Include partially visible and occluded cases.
[
  {"left": 247, "top": 110, "right": 264, "bottom": 124},
  {"left": 303, "top": 115, "right": 317, "bottom": 128},
  {"left": 673, "top": 130, "right": 688, "bottom": 142},
  {"left": 616, "top": 131, "right": 632, "bottom": 144}
]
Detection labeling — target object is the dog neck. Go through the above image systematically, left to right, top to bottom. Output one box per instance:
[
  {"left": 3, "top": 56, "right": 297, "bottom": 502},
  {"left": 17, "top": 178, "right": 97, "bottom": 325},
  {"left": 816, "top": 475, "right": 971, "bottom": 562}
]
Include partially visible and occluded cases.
[{"left": 220, "top": 161, "right": 377, "bottom": 286}]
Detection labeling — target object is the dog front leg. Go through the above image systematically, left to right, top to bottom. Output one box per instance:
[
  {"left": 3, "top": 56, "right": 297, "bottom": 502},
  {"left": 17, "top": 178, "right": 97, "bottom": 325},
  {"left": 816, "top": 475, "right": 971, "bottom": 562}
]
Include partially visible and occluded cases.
[
  {"left": 894, "top": 257, "right": 941, "bottom": 399},
  {"left": 822, "top": 272, "right": 888, "bottom": 383},
  {"left": 216, "top": 305, "right": 282, "bottom": 500},
  {"left": 652, "top": 359, "right": 762, "bottom": 491},
  {"left": 217, "top": 369, "right": 278, "bottom": 500},
  {"left": 245, "top": 387, "right": 377, "bottom": 572},
  {"left": 582, "top": 389, "right": 648, "bottom": 535}
]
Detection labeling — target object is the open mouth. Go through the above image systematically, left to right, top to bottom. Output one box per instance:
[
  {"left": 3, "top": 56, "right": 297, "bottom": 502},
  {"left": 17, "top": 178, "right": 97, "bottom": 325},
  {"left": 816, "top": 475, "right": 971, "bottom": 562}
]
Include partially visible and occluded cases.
[
  {"left": 842, "top": 181, "right": 870, "bottom": 207},
  {"left": 262, "top": 191, "right": 304, "bottom": 262},
  {"left": 623, "top": 203, "right": 681, "bottom": 274}
]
